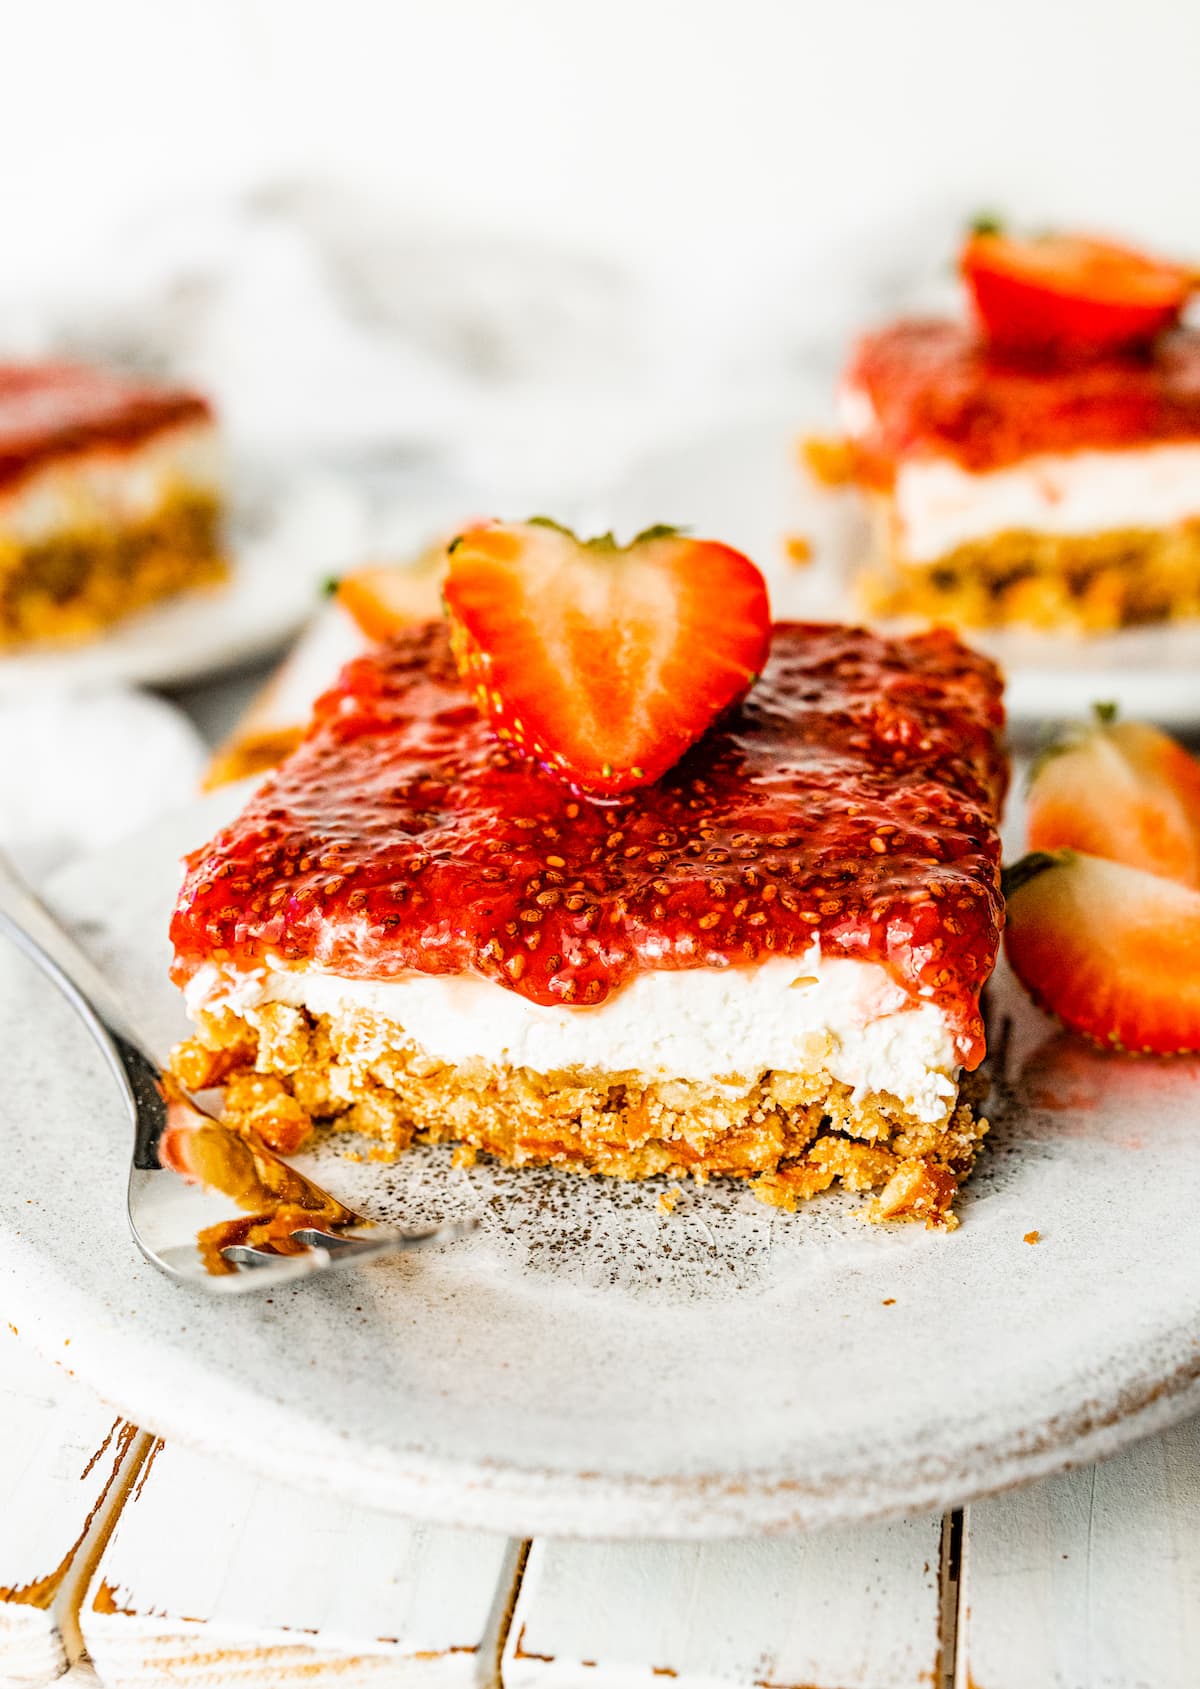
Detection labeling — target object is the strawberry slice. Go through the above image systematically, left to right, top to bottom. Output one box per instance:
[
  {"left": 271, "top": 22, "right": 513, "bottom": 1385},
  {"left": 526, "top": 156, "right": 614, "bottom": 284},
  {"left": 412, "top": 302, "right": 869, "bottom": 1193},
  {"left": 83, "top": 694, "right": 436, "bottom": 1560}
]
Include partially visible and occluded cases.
[
  {"left": 962, "top": 230, "right": 1192, "bottom": 355},
  {"left": 443, "top": 518, "right": 770, "bottom": 795},
  {"left": 335, "top": 558, "right": 446, "bottom": 643},
  {"left": 1027, "top": 708, "right": 1200, "bottom": 889},
  {"left": 1004, "top": 851, "right": 1200, "bottom": 1053}
]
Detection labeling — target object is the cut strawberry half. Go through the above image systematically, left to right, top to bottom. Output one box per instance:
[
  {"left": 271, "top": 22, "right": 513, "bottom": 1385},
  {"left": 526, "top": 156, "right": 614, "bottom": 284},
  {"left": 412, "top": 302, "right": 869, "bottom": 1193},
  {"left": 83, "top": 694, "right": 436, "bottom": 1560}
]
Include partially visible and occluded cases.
[
  {"left": 962, "top": 230, "right": 1192, "bottom": 355},
  {"left": 443, "top": 518, "right": 771, "bottom": 796},
  {"left": 335, "top": 560, "right": 446, "bottom": 643},
  {"left": 1027, "top": 707, "right": 1200, "bottom": 889},
  {"left": 1004, "top": 850, "right": 1200, "bottom": 1054}
]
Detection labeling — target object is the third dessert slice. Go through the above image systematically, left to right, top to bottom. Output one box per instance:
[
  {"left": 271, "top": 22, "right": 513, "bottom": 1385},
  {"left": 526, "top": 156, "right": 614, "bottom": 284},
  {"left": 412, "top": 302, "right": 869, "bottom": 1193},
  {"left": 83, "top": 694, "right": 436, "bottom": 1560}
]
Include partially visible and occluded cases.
[{"left": 821, "top": 228, "right": 1200, "bottom": 632}]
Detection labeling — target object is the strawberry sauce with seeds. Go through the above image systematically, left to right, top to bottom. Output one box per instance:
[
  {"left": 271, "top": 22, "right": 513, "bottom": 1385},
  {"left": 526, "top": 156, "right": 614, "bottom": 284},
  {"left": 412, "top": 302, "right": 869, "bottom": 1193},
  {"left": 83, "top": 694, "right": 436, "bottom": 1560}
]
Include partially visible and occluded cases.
[
  {"left": 846, "top": 320, "right": 1200, "bottom": 477},
  {"left": 0, "top": 364, "right": 211, "bottom": 493},
  {"left": 171, "top": 622, "right": 1006, "bottom": 1067}
]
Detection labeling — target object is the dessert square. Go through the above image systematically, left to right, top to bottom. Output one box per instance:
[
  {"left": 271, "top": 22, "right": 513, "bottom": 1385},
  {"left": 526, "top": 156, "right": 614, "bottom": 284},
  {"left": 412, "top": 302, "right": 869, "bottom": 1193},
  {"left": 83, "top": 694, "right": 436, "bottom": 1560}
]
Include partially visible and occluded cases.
[
  {"left": 832, "top": 320, "right": 1200, "bottom": 632},
  {"left": 0, "top": 363, "right": 225, "bottom": 647},
  {"left": 170, "top": 619, "right": 1006, "bottom": 1226}
]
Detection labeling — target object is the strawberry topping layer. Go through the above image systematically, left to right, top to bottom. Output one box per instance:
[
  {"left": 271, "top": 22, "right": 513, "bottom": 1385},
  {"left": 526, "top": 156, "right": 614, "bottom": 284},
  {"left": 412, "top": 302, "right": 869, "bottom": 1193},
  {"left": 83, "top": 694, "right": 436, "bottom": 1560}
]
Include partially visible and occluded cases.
[
  {"left": 845, "top": 320, "right": 1200, "bottom": 477},
  {"left": 0, "top": 363, "right": 212, "bottom": 493},
  {"left": 171, "top": 621, "right": 1006, "bottom": 1067}
]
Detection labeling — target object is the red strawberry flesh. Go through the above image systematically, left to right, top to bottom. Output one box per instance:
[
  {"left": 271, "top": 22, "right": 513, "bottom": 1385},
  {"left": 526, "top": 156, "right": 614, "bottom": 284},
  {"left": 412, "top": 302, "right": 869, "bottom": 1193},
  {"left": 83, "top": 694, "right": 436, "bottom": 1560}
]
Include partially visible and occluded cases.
[
  {"left": 962, "top": 232, "right": 1191, "bottom": 355},
  {"left": 443, "top": 520, "right": 770, "bottom": 795},
  {"left": 171, "top": 621, "right": 1006, "bottom": 1065},
  {"left": 1028, "top": 717, "right": 1200, "bottom": 889},
  {"left": 1005, "top": 851, "right": 1200, "bottom": 1054}
]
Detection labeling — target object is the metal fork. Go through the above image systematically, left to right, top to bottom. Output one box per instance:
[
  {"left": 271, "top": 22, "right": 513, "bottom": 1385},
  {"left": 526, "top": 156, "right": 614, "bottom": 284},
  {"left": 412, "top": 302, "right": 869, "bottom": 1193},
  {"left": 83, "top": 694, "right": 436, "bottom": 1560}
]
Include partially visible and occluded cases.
[{"left": 0, "top": 851, "right": 474, "bottom": 1292}]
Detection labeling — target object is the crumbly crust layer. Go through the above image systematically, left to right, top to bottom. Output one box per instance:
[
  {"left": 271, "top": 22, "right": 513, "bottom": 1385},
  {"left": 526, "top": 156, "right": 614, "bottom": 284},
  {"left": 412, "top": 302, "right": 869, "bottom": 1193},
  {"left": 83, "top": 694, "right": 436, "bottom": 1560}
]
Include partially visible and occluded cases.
[
  {"left": 0, "top": 490, "right": 225, "bottom": 647},
  {"left": 857, "top": 509, "right": 1200, "bottom": 632},
  {"left": 172, "top": 1001, "right": 988, "bottom": 1228}
]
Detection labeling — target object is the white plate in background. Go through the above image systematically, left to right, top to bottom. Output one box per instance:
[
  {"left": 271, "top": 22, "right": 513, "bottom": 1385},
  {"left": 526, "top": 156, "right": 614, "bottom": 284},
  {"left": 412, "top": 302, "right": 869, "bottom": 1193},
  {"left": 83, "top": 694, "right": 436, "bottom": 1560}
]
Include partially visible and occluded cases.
[{"left": 606, "top": 413, "right": 1200, "bottom": 732}]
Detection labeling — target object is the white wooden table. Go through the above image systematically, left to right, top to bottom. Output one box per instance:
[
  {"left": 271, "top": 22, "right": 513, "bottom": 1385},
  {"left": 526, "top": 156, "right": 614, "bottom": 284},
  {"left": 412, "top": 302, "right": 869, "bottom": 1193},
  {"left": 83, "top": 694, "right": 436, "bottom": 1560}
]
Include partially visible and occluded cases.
[{"left": 2, "top": 1324, "right": 1197, "bottom": 1689}]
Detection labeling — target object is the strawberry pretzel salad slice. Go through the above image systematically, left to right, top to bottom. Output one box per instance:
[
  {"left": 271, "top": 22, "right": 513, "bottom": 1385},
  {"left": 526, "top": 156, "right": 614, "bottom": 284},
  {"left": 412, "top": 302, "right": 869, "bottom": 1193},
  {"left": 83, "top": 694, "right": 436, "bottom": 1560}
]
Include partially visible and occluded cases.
[
  {"left": 815, "top": 225, "right": 1200, "bottom": 633},
  {"left": 170, "top": 521, "right": 1007, "bottom": 1227}
]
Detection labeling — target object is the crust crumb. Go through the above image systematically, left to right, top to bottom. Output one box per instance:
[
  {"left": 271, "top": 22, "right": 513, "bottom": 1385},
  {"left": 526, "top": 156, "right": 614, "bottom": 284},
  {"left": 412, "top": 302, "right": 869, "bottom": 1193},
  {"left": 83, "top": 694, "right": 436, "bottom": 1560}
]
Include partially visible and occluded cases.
[
  {"left": 799, "top": 433, "right": 859, "bottom": 487},
  {"left": 785, "top": 533, "right": 813, "bottom": 566},
  {"left": 1024, "top": 1228, "right": 1041, "bottom": 1245}
]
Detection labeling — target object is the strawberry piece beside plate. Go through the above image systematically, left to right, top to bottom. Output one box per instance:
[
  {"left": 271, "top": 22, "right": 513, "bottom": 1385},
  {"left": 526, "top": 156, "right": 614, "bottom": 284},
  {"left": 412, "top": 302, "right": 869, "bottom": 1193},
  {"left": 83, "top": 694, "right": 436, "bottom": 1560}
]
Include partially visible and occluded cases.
[
  {"left": 962, "top": 230, "right": 1192, "bottom": 355},
  {"left": 443, "top": 518, "right": 771, "bottom": 796},
  {"left": 1028, "top": 709, "right": 1200, "bottom": 889},
  {"left": 1004, "top": 850, "right": 1200, "bottom": 1054}
]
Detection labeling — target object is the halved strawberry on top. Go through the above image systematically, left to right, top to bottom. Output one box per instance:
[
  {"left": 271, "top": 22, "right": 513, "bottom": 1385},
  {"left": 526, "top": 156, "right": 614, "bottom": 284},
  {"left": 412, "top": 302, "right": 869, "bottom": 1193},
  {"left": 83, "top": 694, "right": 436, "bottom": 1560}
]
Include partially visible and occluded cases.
[
  {"left": 962, "top": 229, "right": 1193, "bottom": 356},
  {"left": 443, "top": 518, "right": 771, "bottom": 796},
  {"left": 1027, "top": 707, "right": 1200, "bottom": 888},
  {"left": 1004, "top": 851, "right": 1200, "bottom": 1054}
]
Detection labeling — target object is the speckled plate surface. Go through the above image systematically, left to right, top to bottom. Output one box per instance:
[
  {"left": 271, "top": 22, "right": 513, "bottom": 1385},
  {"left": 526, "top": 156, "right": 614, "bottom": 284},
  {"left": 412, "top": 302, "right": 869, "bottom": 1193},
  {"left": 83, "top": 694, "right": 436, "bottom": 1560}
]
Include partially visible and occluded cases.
[
  {"left": 606, "top": 413, "right": 1200, "bottom": 731},
  {"left": 2, "top": 790, "right": 1200, "bottom": 1538}
]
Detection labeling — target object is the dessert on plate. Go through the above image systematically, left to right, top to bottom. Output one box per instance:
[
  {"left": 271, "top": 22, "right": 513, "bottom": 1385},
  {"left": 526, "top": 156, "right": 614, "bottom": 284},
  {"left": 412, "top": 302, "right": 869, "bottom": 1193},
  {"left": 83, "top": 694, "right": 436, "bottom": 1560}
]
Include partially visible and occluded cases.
[
  {"left": 817, "top": 227, "right": 1200, "bottom": 632},
  {"left": 0, "top": 362, "right": 224, "bottom": 648},
  {"left": 171, "top": 520, "right": 1006, "bottom": 1226}
]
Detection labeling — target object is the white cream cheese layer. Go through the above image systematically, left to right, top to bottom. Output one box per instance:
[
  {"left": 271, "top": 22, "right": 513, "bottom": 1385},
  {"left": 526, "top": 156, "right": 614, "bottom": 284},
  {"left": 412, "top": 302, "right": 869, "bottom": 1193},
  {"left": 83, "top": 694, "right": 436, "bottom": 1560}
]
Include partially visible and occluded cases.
[
  {"left": 838, "top": 381, "right": 1200, "bottom": 564},
  {"left": 0, "top": 421, "right": 222, "bottom": 547},
  {"left": 892, "top": 445, "right": 1200, "bottom": 563},
  {"left": 185, "top": 945, "right": 961, "bottom": 1124}
]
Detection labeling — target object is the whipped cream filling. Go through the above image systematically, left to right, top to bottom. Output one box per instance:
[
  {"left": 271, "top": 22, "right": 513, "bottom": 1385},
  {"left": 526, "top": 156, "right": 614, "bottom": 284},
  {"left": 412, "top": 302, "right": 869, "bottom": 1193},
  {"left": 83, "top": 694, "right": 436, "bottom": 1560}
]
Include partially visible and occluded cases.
[
  {"left": 839, "top": 381, "right": 1200, "bottom": 564},
  {"left": 0, "top": 421, "right": 222, "bottom": 548},
  {"left": 892, "top": 446, "right": 1200, "bottom": 563},
  {"left": 185, "top": 945, "right": 962, "bottom": 1124}
]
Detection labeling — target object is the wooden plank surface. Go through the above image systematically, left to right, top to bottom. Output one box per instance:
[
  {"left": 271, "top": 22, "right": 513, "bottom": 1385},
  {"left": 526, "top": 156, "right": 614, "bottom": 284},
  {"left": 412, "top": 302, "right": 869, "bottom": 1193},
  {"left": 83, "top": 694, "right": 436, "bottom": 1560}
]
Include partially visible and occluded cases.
[
  {"left": 8, "top": 1321, "right": 1200, "bottom": 1689},
  {"left": 0, "top": 1328, "right": 148, "bottom": 1689},
  {"left": 957, "top": 1416, "right": 1200, "bottom": 1689},
  {"left": 81, "top": 1438, "right": 523, "bottom": 1687},
  {"left": 503, "top": 1519, "right": 946, "bottom": 1689}
]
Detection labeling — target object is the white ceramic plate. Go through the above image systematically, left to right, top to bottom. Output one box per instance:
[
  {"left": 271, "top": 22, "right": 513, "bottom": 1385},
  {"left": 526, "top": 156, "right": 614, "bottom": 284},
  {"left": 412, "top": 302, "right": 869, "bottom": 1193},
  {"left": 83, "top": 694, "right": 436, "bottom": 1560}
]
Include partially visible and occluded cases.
[
  {"left": 605, "top": 413, "right": 1200, "bottom": 730},
  {"left": 0, "top": 465, "right": 368, "bottom": 694},
  {"left": 2, "top": 789, "right": 1200, "bottom": 1538}
]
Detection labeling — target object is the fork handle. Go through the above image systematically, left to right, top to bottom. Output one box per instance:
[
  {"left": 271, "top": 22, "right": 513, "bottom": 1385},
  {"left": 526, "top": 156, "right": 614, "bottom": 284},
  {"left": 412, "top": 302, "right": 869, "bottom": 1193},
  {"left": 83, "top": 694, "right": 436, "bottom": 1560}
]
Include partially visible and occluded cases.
[
  {"left": 0, "top": 848, "right": 158, "bottom": 1068},
  {"left": 0, "top": 849, "right": 176, "bottom": 1181}
]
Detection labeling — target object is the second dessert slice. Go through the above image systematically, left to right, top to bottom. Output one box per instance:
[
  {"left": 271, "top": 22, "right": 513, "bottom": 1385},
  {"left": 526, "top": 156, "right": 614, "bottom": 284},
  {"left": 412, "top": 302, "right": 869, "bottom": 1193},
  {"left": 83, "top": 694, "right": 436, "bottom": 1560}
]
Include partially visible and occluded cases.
[{"left": 0, "top": 362, "right": 225, "bottom": 647}]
